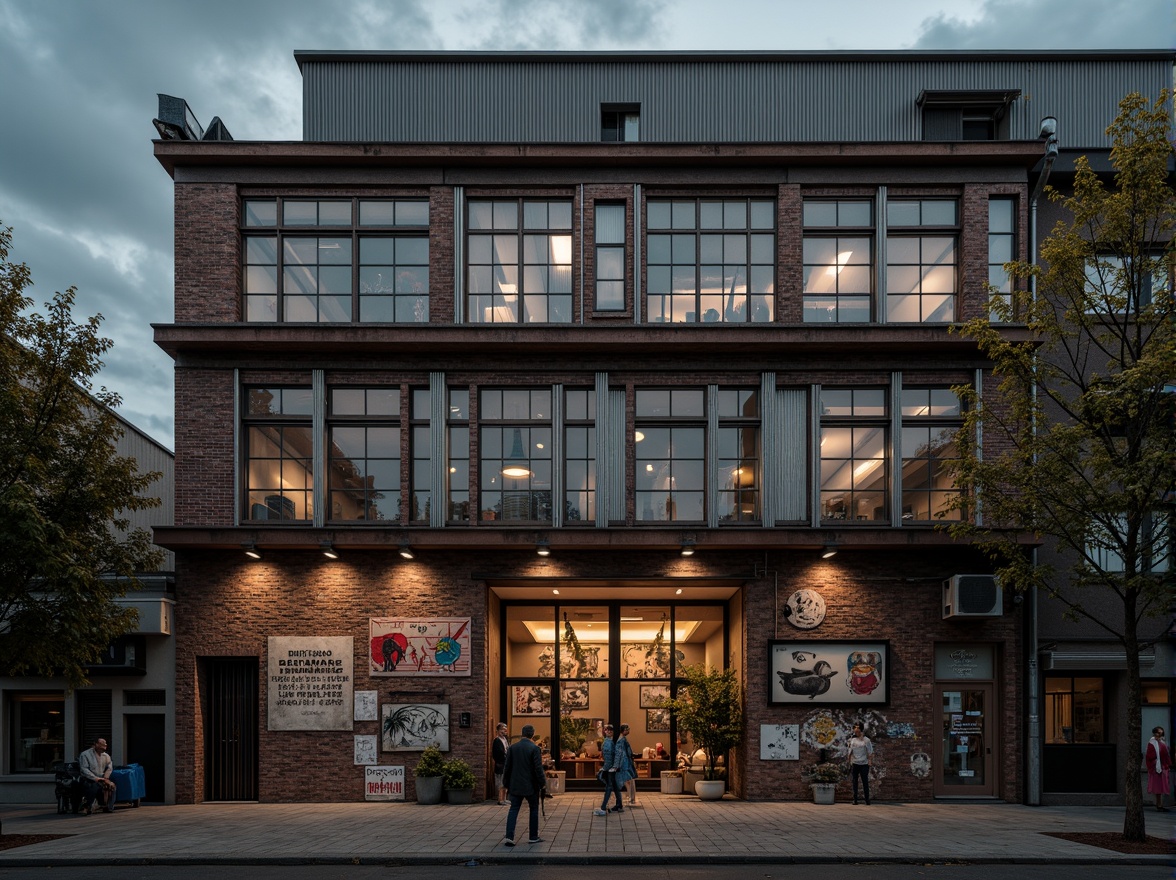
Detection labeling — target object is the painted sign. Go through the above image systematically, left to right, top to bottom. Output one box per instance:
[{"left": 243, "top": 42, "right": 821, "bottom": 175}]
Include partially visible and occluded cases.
[
  {"left": 369, "top": 618, "right": 471, "bottom": 677},
  {"left": 267, "top": 636, "right": 354, "bottom": 730},
  {"left": 769, "top": 640, "right": 890, "bottom": 705},
  {"left": 365, "top": 765, "right": 406, "bottom": 801}
]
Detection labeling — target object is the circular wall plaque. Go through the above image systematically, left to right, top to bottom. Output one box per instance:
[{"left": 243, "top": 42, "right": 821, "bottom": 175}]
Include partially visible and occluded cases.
[{"left": 784, "top": 589, "right": 827, "bottom": 629}]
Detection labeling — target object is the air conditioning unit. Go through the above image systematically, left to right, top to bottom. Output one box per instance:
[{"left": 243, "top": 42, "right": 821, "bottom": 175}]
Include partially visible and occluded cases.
[{"left": 943, "top": 575, "right": 1002, "bottom": 619}]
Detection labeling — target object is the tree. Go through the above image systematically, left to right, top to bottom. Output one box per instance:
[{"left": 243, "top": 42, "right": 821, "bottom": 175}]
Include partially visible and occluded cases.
[
  {"left": 950, "top": 93, "right": 1175, "bottom": 841},
  {"left": 0, "top": 222, "right": 163, "bottom": 688},
  {"left": 668, "top": 663, "right": 743, "bottom": 783}
]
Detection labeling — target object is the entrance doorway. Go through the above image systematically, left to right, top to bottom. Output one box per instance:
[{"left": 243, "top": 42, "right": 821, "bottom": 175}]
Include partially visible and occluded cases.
[
  {"left": 502, "top": 602, "right": 727, "bottom": 787},
  {"left": 202, "top": 657, "right": 258, "bottom": 801},
  {"left": 934, "top": 683, "right": 995, "bottom": 797},
  {"left": 125, "top": 714, "right": 165, "bottom": 802}
]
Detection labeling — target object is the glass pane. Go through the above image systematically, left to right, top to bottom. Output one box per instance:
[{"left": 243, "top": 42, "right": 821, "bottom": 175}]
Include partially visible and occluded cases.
[
  {"left": 244, "top": 200, "right": 277, "bottom": 227},
  {"left": 803, "top": 202, "right": 837, "bottom": 227},
  {"left": 596, "top": 204, "right": 625, "bottom": 244},
  {"left": 941, "top": 689, "right": 986, "bottom": 787}
]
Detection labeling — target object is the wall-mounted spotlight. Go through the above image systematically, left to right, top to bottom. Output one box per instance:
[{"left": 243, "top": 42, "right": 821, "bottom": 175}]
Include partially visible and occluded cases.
[
  {"left": 680, "top": 537, "right": 696, "bottom": 557},
  {"left": 536, "top": 539, "right": 551, "bottom": 557},
  {"left": 242, "top": 541, "right": 262, "bottom": 560},
  {"left": 320, "top": 541, "right": 339, "bottom": 560},
  {"left": 399, "top": 543, "right": 415, "bottom": 560},
  {"left": 821, "top": 545, "right": 838, "bottom": 559}
]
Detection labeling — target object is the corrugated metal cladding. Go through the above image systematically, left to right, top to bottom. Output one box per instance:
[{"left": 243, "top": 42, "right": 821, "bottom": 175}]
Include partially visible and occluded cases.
[{"left": 301, "top": 57, "right": 1172, "bottom": 147}]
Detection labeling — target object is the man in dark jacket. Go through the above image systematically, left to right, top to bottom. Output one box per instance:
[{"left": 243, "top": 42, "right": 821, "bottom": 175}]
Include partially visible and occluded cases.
[{"left": 501, "top": 723, "right": 546, "bottom": 845}]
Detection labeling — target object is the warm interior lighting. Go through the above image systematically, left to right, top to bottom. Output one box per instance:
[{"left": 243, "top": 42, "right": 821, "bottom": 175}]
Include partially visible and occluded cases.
[
  {"left": 502, "top": 428, "right": 533, "bottom": 478},
  {"left": 635, "top": 431, "right": 645, "bottom": 442},
  {"left": 242, "top": 541, "right": 262, "bottom": 560},
  {"left": 320, "top": 541, "right": 339, "bottom": 560},
  {"left": 399, "top": 543, "right": 415, "bottom": 560},
  {"left": 822, "top": 545, "right": 838, "bottom": 559},
  {"left": 675, "top": 588, "right": 683, "bottom": 595},
  {"left": 551, "top": 589, "right": 560, "bottom": 596},
  {"left": 522, "top": 619, "right": 699, "bottom": 644}
]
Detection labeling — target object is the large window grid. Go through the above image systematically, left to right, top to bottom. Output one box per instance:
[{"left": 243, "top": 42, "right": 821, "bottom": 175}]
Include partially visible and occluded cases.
[
  {"left": 241, "top": 197, "right": 429, "bottom": 323},
  {"left": 988, "top": 197, "right": 1016, "bottom": 318},
  {"left": 646, "top": 199, "right": 775, "bottom": 324},
  {"left": 886, "top": 199, "right": 958, "bottom": 322},
  {"left": 467, "top": 200, "right": 572, "bottom": 324},
  {"left": 803, "top": 200, "right": 874, "bottom": 322},
  {"left": 594, "top": 203, "right": 626, "bottom": 311},
  {"left": 244, "top": 387, "right": 314, "bottom": 522},
  {"left": 327, "top": 388, "right": 400, "bottom": 522},
  {"left": 564, "top": 388, "right": 597, "bottom": 523},
  {"left": 717, "top": 388, "right": 760, "bottom": 522},
  {"left": 820, "top": 388, "right": 888, "bottom": 522},
  {"left": 900, "top": 388, "right": 962, "bottom": 523},
  {"left": 480, "top": 389, "right": 553, "bottom": 522},
  {"left": 635, "top": 389, "right": 705, "bottom": 522}
]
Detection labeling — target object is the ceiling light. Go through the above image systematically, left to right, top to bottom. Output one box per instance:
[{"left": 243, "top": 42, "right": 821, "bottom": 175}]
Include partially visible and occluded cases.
[
  {"left": 502, "top": 428, "right": 532, "bottom": 478},
  {"left": 635, "top": 431, "right": 645, "bottom": 442},
  {"left": 242, "top": 541, "right": 262, "bottom": 560},
  {"left": 320, "top": 541, "right": 339, "bottom": 560},
  {"left": 399, "top": 543, "right": 415, "bottom": 560},
  {"left": 821, "top": 545, "right": 838, "bottom": 559},
  {"left": 675, "top": 588, "right": 683, "bottom": 595},
  {"left": 552, "top": 589, "right": 560, "bottom": 596}
]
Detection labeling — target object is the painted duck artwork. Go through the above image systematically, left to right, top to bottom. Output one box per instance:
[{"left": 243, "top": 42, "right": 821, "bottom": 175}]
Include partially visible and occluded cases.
[{"left": 777, "top": 660, "right": 838, "bottom": 699}]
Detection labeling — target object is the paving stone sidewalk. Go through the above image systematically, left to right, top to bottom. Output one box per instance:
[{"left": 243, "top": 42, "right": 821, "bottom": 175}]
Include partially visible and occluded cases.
[{"left": 1, "top": 794, "right": 1171, "bottom": 866}]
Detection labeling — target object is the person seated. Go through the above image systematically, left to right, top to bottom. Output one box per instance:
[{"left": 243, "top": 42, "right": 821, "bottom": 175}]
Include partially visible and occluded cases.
[{"left": 78, "top": 737, "right": 116, "bottom": 815}]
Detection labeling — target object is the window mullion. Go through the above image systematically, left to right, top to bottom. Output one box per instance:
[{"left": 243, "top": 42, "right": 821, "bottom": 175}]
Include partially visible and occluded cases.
[
  {"left": 876, "top": 186, "right": 888, "bottom": 323},
  {"left": 312, "top": 370, "right": 326, "bottom": 529},
  {"left": 889, "top": 372, "right": 902, "bottom": 527},
  {"left": 707, "top": 385, "right": 719, "bottom": 529}
]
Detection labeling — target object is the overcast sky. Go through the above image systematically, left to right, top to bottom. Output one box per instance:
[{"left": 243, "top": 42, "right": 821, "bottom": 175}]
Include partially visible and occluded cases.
[{"left": 0, "top": 0, "right": 1171, "bottom": 449}]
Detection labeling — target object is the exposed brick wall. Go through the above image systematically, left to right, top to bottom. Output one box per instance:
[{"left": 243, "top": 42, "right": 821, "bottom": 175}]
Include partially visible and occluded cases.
[
  {"left": 174, "top": 183, "right": 240, "bottom": 323},
  {"left": 174, "top": 368, "right": 235, "bottom": 526}
]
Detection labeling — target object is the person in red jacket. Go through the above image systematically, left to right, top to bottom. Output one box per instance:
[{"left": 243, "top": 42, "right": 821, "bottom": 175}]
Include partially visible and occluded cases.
[{"left": 1145, "top": 726, "right": 1171, "bottom": 812}]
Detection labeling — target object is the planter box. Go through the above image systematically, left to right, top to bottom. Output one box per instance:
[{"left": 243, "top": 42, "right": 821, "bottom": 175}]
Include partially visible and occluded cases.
[
  {"left": 545, "top": 770, "right": 566, "bottom": 795},
  {"left": 660, "top": 772, "right": 684, "bottom": 794},
  {"left": 415, "top": 776, "right": 443, "bottom": 805},
  {"left": 695, "top": 779, "right": 726, "bottom": 800},
  {"left": 812, "top": 783, "right": 836, "bottom": 805},
  {"left": 446, "top": 788, "right": 474, "bottom": 804}
]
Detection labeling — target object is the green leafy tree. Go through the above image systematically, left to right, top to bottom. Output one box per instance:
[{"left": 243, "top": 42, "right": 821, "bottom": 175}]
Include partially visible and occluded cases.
[
  {"left": 950, "top": 93, "right": 1175, "bottom": 842},
  {"left": 0, "top": 222, "right": 163, "bottom": 688},
  {"left": 667, "top": 663, "right": 743, "bottom": 782}
]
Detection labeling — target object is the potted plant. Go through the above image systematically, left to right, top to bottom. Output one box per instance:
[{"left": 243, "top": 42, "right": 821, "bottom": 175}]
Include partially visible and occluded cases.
[
  {"left": 667, "top": 663, "right": 743, "bottom": 800},
  {"left": 413, "top": 744, "right": 446, "bottom": 805},
  {"left": 442, "top": 757, "right": 477, "bottom": 804},
  {"left": 806, "top": 762, "right": 842, "bottom": 804},
  {"left": 659, "top": 767, "right": 684, "bottom": 795}
]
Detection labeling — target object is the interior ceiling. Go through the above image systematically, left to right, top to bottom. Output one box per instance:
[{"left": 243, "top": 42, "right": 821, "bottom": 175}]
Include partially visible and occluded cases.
[{"left": 486, "top": 576, "right": 744, "bottom": 602}]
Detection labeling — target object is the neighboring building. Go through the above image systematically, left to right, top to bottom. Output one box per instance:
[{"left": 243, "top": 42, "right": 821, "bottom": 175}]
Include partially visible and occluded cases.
[
  {"left": 151, "top": 49, "right": 1173, "bottom": 804},
  {"left": 1, "top": 410, "right": 175, "bottom": 805}
]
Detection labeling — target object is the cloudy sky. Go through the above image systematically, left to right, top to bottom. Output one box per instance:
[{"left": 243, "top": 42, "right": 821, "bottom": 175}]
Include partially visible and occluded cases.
[{"left": 0, "top": 0, "right": 1170, "bottom": 449}]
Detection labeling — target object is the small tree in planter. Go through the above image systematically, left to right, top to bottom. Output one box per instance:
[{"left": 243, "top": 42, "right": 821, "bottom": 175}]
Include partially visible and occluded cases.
[
  {"left": 667, "top": 663, "right": 743, "bottom": 797},
  {"left": 413, "top": 744, "right": 446, "bottom": 805},
  {"left": 442, "top": 757, "right": 477, "bottom": 804},
  {"left": 805, "top": 762, "right": 842, "bottom": 804}
]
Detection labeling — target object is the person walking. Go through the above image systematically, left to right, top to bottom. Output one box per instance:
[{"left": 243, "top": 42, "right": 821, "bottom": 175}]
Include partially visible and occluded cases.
[
  {"left": 847, "top": 721, "right": 874, "bottom": 805},
  {"left": 492, "top": 722, "right": 510, "bottom": 805},
  {"left": 615, "top": 722, "right": 638, "bottom": 807},
  {"left": 501, "top": 723, "right": 547, "bottom": 845},
  {"left": 593, "top": 723, "right": 623, "bottom": 815},
  {"left": 1146, "top": 726, "right": 1171, "bottom": 812}
]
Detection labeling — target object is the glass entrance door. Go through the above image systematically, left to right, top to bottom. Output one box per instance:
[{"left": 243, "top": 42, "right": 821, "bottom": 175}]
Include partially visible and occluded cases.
[{"left": 934, "top": 684, "right": 994, "bottom": 796}]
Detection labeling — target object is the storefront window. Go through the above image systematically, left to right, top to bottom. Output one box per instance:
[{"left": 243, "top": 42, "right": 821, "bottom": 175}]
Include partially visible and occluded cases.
[
  {"left": 1045, "top": 676, "right": 1105, "bottom": 743},
  {"left": 9, "top": 692, "right": 65, "bottom": 773}
]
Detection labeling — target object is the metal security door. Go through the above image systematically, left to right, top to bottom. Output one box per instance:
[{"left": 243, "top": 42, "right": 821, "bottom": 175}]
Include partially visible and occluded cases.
[
  {"left": 205, "top": 658, "right": 258, "bottom": 801},
  {"left": 934, "top": 684, "right": 995, "bottom": 797}
]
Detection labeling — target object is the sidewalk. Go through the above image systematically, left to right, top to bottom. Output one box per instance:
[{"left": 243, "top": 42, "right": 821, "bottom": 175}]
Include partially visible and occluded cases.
[{"left": 1, "top": 793, "right": 1171, "bottom": 866}]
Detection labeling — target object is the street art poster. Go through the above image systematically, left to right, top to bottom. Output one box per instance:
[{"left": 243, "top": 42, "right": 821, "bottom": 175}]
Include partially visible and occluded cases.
[
  {"left": 369, "top": 617, "right": 471, "bottom": 677},
  {"left": 267, "top": 636, "right": 354, "bottom": 731},
  {"left": 768, "top": 640, "right": 890, "bottom": 705},
  {"left": 560, "top": 681, "right": 590, "bottom": 710},
  {"left": 513, "top": 685, "right": 551, "bottom": 716},
  {"left": 354, "top": 690, "right": 378, "bottom": 721},
  {"left": 381, "top": 703, "right": 450, "bottom": 751},
  {"left": 760, "top": 724, "right": 800, "bottom": 760},
  {"left": 354, "top": 734, "right": 378, "bottom": 765},
  {"left": 364, "top": 765, "right": 406, "bottom": 801}
]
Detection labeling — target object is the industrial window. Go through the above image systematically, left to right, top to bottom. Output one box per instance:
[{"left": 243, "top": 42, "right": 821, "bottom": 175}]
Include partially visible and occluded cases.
[
  {"left": 918, "top": 90, "right": 1019, "bottom": 142},
  {"left": 601, "top": 104, "right": 639, "bottom": 142},
  {"left": 988, "top": 197, "right": 1017, "bottom": 319},
  {"left": 242, "top": 198, "right": 429, "bottom": 323},
  {"left": 646, "top": 199, "right": 775, "bottom": 323},
  {"left": 886, "top": 199, "right": 958, "bottom": 323},
  {"left": 467, "top": 200, "right": 573, "bottom": 324},
  {"left": 802, "top": 200, "right": 873, "bottom": 322},
  {"left": 594, "top": 203, "right": 626, "bottom": 311},
  {"left": 1083, "top": 254, "right": 1171, "bottom": 315},
  {"left": 243, "top": 387, "right": 314, "bottom": 522},
  {"left": 327, "top": 388, "right": 401, "bottom": 523},
  {"left": 564, "top": 388, "right": 597, "bottom": 524},
  {"left": 635, "top": 388, "right": 705, "bottom": 522},
  {"left": 717, "top": 388, "right": 760, "bottom": 523},
  {"left": 820, "top": 388, "right": 888, "bottom": 523},
  {"left": 900, "top": 388, "right": 962, "bottom": 523},
  {"left": 410, "top": 389, "right": 432, "bottom": 523},
  {"left": 448, "top": 389, "right": 470, "bottom": 523},
  {"left": 479, "top": 389, "right": 553, "bottom": 522},
  {"left": 1086, "top": 512, "right": 1170, "bottom": 574},
  {"left": 1044, "top": 677, "right": 1105, "bottom": 744},
  {"left": 8, "top": 692, "right": 65, "bottom": 773}
]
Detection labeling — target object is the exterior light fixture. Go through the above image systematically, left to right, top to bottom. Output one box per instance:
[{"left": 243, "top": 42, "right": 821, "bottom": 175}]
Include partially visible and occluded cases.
[
  {"left": 680, "top": 538, "right": 695, "bottom": 557},
  {"left": 536, "top": 539, "right": 551, "bottom": 557},
  {"left": 242, "top": 541, "right": 261, "bottom": 560},
  {"left": 320, "top": 541, "right": 339, "bottom": 560},
  {"left": 399, "top": 543, "right": 415, "bottom": 560},
  {"left": 821, "top": 545, "right": 838, "bottom": 559},
  {"left": 675, "top": 588, "right": 683, "bottom": 595}
]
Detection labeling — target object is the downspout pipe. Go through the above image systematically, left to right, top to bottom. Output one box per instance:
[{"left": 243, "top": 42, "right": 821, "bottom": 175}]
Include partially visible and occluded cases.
[{"left": 1026, "top": 115, "right": 1058, "bottom": 807}]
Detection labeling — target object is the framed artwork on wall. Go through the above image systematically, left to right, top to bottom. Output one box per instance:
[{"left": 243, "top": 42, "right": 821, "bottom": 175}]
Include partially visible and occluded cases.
[
  {"left": 369, "top": 617, "right": 471, "bottom": 677},
  {"left": 768, "top": 640, "right": 890, "bottom": 705},
  {"left": 560, "top": 681, "right": 590, "bottom": 710},
  {"left": 639, "top": 684, "right": 670, "bottom": 708},
  {"left": 512, "top": 685, "right": 552, "bottom": 716},
  {"left": 380, "top": 703, "right": 450, "bottom": 751},
  {"left": 645, "top": 708, "right": 671, "bottom": 733}
]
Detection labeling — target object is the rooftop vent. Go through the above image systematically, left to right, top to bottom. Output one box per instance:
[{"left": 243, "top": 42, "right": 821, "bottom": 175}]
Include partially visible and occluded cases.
[{"left": 153, "top": 94, "right": 233, "bottom": 141}]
